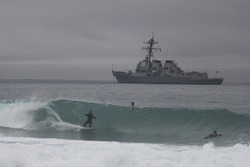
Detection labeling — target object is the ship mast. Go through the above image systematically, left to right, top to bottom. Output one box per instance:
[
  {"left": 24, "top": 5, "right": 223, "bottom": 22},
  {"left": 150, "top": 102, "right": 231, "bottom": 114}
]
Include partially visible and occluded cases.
[{"left": 142, "top": 32, "right": 161, "bottom": 69}]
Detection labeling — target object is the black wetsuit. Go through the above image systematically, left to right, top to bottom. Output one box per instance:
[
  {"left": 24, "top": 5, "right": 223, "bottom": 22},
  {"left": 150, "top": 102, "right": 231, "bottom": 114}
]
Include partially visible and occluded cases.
[{"left": 83, "top": 113, "right": 96, "bottom": 127}]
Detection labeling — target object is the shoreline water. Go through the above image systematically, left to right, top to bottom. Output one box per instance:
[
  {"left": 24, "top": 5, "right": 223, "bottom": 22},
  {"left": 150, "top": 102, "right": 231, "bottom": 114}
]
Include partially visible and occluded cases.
[{"left": 0, "top": 135, "right": 249, "bottom": 167}]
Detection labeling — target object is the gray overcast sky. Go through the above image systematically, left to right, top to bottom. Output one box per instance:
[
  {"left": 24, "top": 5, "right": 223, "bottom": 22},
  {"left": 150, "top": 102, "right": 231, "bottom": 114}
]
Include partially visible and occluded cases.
[{"left": 0, "top": 0, "right": 250, "bottom": 82}]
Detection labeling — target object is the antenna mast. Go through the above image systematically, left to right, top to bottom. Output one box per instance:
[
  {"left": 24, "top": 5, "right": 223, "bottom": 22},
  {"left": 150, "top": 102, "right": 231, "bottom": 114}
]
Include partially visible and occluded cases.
[{"left": 142, "top": 32, "right": 161, "bottom": 61}]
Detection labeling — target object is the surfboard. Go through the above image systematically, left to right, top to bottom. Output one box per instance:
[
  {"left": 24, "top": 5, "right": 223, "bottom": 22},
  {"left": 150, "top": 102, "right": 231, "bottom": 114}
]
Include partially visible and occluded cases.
[
  {"left": 80, "top": 127, "right": 96, "bottom": 130},
  {"left": 204, "top": 134, "right": 222, "bottom": 139}
]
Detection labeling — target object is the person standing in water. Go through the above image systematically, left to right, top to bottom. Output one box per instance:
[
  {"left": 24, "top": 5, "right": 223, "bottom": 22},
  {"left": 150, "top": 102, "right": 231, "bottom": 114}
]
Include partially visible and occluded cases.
[
  {"left": 131, "top": 102, "right": 136, "bottom": 112},
  {"left": 83, "top": 111, "right": 97, "bottom": 128}
]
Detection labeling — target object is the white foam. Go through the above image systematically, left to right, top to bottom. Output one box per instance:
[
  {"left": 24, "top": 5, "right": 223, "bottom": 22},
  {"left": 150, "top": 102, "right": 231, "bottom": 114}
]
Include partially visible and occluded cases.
[
  {"left": 0, "top": 101, "right": 46, "bottom": 129},
  {"left": 50, "top": 121, "right": 82, "bottom": 131},
  {"left": 0, "top": 136, "right": 249, "bottom": 167}
]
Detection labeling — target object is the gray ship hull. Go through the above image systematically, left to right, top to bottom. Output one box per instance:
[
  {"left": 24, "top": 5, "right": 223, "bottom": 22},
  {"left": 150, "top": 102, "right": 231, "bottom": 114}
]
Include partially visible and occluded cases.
[{"left": 112, "top": 71, "right": 223, "bottom": 85}]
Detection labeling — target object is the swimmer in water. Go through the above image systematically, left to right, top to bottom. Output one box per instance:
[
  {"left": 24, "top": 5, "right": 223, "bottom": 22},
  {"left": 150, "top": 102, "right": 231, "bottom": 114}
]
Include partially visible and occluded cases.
[{"left": 204, "top": 130, "right": 222, "bottom": 139}]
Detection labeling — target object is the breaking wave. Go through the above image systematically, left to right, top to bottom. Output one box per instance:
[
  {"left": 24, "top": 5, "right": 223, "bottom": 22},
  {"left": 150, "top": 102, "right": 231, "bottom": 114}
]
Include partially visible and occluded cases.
[{"left": 1, "top": 99, "right": 250, "bottom": 145}]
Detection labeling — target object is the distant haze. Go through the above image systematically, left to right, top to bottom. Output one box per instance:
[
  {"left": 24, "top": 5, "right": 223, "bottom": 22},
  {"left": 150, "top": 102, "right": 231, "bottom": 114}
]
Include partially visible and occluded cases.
[{"left": 1, "top": 0, "right": 250, "bottom": 82}]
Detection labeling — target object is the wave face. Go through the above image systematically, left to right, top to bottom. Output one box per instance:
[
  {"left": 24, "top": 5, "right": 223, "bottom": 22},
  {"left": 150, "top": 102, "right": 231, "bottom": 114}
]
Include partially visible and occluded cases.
[{"left": 1, "top": 99, "right": 250, "bottom": 145}]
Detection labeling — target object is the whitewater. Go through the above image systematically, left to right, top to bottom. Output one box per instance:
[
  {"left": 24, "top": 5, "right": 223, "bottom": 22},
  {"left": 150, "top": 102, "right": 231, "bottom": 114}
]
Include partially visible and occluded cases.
[{"left": 0, "top": 80, "right": 250, "bottom": 167}]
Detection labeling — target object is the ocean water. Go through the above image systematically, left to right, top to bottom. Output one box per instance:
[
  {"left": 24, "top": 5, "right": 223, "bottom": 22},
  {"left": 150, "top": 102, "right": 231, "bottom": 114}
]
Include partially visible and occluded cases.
[{"left": 0, "top": 80, "right": 250, "bottom": 167}]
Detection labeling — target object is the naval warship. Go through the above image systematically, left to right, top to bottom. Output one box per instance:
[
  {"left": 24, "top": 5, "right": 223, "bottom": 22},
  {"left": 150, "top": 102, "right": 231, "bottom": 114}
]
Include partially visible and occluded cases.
[{"left": 112, "top": 34, "right": 223, "bottom": 85}]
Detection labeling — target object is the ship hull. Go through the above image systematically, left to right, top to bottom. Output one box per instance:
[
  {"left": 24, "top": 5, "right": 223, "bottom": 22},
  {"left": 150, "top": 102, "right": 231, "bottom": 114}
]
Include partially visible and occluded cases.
[{"left": 112, "top": 71, "right": 223, "bottom": 85}]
